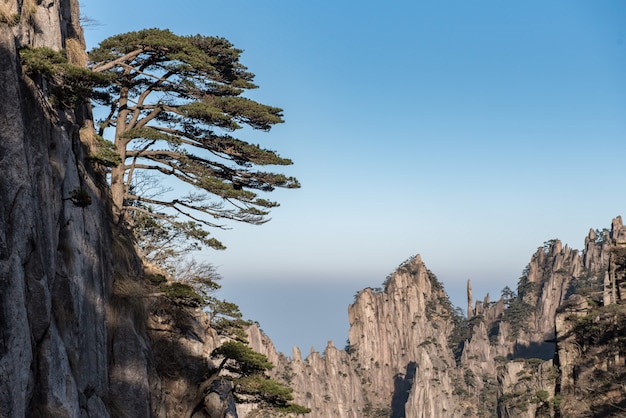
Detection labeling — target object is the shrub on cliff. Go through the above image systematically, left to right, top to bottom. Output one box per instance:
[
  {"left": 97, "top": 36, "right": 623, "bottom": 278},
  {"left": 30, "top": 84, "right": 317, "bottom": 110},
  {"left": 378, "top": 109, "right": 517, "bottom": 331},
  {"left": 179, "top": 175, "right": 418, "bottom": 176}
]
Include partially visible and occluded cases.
[
  {"left": 20, "top": 46, "right": 112, "bottom": 108},
  {"left": 212, "top": 340, "right": 310, "bottom": 415}
]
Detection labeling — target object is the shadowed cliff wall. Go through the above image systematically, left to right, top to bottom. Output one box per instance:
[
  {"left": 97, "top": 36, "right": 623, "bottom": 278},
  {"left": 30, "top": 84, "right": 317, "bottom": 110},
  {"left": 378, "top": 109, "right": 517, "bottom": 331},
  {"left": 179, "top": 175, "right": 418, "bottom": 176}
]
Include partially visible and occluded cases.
[{"left": 0, "top": 1, "right": 117, "bottom": 416}]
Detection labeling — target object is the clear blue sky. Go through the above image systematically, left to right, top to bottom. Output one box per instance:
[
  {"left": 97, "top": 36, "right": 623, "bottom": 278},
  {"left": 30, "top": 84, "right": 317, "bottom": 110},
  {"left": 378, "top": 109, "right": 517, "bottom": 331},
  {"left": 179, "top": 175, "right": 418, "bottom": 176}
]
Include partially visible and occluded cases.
[{"left": 81, "top": 0, "right": 626, "bottom": 355}]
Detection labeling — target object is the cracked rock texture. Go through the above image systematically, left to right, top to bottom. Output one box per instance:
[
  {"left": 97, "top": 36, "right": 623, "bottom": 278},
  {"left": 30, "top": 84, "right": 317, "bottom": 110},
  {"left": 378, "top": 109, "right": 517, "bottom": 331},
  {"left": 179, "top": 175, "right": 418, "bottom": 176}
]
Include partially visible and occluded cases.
[
  {"left": 0, "top": 1, "right": 113, "bottom": 416},
  {"left": 0, "top": 2, "right": 229, "bottom": 417},
  {"left": 4, "top": 2, "right": 626, "bottom": 417},
  {"left": 248, "top": 218, "right": 626, "bottom": 417}
]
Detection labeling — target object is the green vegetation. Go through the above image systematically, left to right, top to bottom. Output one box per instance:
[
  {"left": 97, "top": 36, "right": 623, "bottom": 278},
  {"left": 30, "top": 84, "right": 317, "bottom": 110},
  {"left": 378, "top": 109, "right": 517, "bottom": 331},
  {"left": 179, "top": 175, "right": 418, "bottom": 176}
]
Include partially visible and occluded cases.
[
  {"left": 0, "top": 12, "right": 20, "bottom": 26},
  {"left": 19, "top": 25, "right": 307, "bottom": 416},
  {"left": 88, "top": 28, "right": 300, "bottom": 249},
  {"left": 19, "top": 46, "right": 112, "bottom": 108},
  {"left": 89, "top": 134, "right": 122, "bottom": 167},
  {"left": 68, "top": 188, "right": 92, "bottom": 207},
  {"left": 133, "top": 206, "right": 224, "bottom": 267},
  {"left": 139, "top": 222, "right": 301, "bottom": 412},
  {"left": 594, "top": 228, "right": 609, "bottom": 244},
  {"left": 542, "top": 239, "right": 558, "bottom": 253},
  {"left": 612, "top": 246, "right": 626, "bottom": 272},
  {"left": 152, "top": 253, "right": 306, "bottom": 414},
  {"left": 149, "top": 255, "right": 305, "bottom": 414},
  {"left": 150, "top": 255, "right": 251, "bottom": 340},
  {"left": 382, "top": 255, "right": 418, "bottom": 289},
  {"left": 568, "top": 266, "right": 604, "bottom": 299},
  {"left": 425, "top": 270, "right": 455, "bottom": 322},
  {"left": 517, "top": 271, "right": 539, "bottom": 301},
  {"left": 146, "top": 273, "right": 167, "bottom": 285},
  {"left": 500, "top": 273, "right": 537, "bottom": 338},
  {"left": 161, "top": 282, "right": 204, "bottom": 306},
  {"left": 501, "top": 286, "right": 516, "bottom": 306},
  {"left": 502, "top": 297, "right": 535, "bottom": 338},
  {"left": 207, "top": 298, "right": 251, "bottom": 341},
  {"left": 568, "top": 304, "right": 626, "bottom": 352},
  {"left": 447, "top": 308, "right": 476, "bottom": 364},
  {"left": 212, "top": 341, "right": 310, "bottom": 415},
  {"left": 213, "top": 341, "right": 274, "bottom": 374},
  {"left": 524, "top": 358, "right": 545, "bottom": 370},
  {"left": 463, "top": 368, "right": 476, "bottom": 388},
  {"left": 477, "top": 376, "right": 498, "bottom": 417},
  {"left": 499, "top": 388, "right": 559, "bottom": 416},
  {"left": 535, "top": 390, "right": 549, "bottom": 403},
  {"left": 499, "top": 391, "right": 530, "bottom": 410},
  {"left": 549, "top": 394, "right": 563, "bottom": 409},
  {"left": 363, "top": 402, "right": 392, "bottom": 418}
]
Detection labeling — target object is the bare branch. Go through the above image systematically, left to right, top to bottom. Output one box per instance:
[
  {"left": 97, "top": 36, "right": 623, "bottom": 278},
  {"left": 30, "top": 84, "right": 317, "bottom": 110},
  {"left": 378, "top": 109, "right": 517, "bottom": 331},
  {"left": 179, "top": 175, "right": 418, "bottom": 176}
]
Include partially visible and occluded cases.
[
  {"left": 125, "top": 140, "right": 157, "bottom": 196},
  {"left": 125, "top": 195, "right": 231, "bottom": 228}
]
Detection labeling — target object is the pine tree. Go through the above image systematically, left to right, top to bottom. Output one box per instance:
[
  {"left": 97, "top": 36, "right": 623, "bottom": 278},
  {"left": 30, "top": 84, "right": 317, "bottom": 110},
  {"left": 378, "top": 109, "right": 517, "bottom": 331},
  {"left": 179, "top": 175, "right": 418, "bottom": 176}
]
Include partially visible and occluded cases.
[
  {"left": 89, "top": 28, "right": 299, "bottom": 249},
  {"left": 212, "top": 340, "right": 310, "bottom": 415}
]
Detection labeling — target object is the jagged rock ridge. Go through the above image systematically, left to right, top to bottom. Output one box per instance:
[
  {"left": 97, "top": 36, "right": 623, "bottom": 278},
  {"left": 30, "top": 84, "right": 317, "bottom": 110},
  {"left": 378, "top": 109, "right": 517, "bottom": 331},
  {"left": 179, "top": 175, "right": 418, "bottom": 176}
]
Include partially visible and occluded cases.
[
  {"left": 3, "top": 2, "right": 626, "bottom": 416},
  {"left": 248, "top": 217, "right": 626, "bottom": 417},
  {"left": 249, "top": 256, "right": 464, "bottom": 417}
]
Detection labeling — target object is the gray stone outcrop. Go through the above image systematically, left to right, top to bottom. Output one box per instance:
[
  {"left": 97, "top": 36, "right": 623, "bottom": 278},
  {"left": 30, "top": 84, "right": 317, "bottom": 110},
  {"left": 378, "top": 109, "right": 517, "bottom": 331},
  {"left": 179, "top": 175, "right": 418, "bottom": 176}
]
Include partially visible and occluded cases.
[
  {"left": 0, "top": 1, "right": 114, "bottom": 416},
  {"left": 0, "top": 2, "right": 227, "bottom": 417},
  {"left": 247, "top": 218, "right": 626, "bottom": 417}
]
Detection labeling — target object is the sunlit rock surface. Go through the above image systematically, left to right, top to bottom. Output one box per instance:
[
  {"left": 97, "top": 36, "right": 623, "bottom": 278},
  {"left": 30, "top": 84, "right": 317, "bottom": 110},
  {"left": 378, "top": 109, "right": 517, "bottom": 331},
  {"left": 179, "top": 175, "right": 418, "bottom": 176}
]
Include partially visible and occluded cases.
[{"left": 248, "top": 218, "right": 626, "bottom": 417}]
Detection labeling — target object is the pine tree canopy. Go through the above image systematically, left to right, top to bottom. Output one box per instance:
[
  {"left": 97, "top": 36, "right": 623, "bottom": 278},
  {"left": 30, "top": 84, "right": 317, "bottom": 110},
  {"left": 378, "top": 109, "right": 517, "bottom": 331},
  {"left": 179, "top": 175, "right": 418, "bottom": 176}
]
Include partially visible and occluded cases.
[
  {"left": 89, "top": 28, "right": 299, "bottom": 249},
  {"left": 211, "top": 340, "right": 311, "bottom": 414}
]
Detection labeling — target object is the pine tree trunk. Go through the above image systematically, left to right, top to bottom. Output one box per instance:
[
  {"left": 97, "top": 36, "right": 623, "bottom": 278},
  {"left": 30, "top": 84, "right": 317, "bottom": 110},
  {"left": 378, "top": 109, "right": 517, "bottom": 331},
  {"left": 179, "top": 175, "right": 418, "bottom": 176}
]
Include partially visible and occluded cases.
[{"left": 111, "top": 83, "right": 130, "bottom": 222}]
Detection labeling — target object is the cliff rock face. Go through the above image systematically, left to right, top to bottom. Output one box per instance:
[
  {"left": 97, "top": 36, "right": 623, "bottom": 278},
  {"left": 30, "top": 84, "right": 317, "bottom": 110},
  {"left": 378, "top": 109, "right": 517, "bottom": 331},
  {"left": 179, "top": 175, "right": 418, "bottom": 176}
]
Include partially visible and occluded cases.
[
  {"left": 0, "top": 1, "right": 114, "bottom": 416},
  {"left": 0, "top": 3, "right": 230, "bottom": 417},
  {"left": 3, "top": 3, "right": 625, "bottom": 416},
  {"left": 248, "top": 218, "right": 626, "bottom": 417},
  {"left": 553, "top": 218, "right": 626, "bottom": 417},
  {"left": 249, "top": 256, "right": 465, "bottom": 417},
  {"left": 346, "top": 256, "right": 460, "bottom": 417}
]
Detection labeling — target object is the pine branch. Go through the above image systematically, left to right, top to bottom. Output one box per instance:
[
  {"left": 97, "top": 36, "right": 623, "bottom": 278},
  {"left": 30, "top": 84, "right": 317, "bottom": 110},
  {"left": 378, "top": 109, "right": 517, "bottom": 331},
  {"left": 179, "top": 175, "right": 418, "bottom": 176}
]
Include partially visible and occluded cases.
[{"left": 91, "top": 48, "right": 143, "bottom": 72}]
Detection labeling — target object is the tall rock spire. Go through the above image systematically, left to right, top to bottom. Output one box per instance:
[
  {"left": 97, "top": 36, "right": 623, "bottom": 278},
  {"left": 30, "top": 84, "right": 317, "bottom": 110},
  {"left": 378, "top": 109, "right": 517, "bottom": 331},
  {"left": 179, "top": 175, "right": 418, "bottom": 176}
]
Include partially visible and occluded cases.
[{"left": 467, "top": 279, "right": 474, "bottom": 318}]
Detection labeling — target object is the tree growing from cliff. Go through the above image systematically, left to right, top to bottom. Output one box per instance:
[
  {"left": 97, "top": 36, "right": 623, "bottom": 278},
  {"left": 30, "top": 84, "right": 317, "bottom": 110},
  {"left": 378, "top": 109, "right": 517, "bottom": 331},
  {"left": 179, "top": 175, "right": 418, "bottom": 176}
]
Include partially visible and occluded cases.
[
  {"left": 89, "top": 28, "right": 299, "bottom": 249},
  {"left": 19, "top": 46, "right": 112, "bottom": 109},
  {"left": 168, "top": 257, "right": 252, "bottom": 341},
  {"left": 211, "top": 340, "right": 310, "bottom": 415}
]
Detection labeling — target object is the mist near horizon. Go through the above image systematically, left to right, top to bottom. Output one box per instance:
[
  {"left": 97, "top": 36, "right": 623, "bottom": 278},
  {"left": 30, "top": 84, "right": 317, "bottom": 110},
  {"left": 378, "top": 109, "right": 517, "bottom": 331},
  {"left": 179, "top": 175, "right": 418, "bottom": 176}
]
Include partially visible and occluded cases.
[
  {"left": 80, "top": 0, "right": 626, "bottom": 362},
  {"left": 216, "top": 216, "right": 617, "bottom": 356},
  {"left": 216, "top": 249, "right": 557, "bottom": 355}
]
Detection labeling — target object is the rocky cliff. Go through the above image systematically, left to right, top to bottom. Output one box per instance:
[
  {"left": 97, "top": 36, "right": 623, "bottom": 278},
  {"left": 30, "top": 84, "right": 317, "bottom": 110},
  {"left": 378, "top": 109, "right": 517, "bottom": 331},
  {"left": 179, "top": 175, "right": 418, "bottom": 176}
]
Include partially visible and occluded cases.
[
  {"left": 0, "top": 1, "right": 114, "bottom": 416},
  {"left": 0, "top": 2, "right": 232, "bottom": 417},
  {"left": 3, "top": 3, "right": 626, "bottom": 417},
  {"left": 248, "top": 217, "right": 626, "bottom": 417},
  {"left": 250, "top": 256, "right": 462, "bottom": 417}
]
